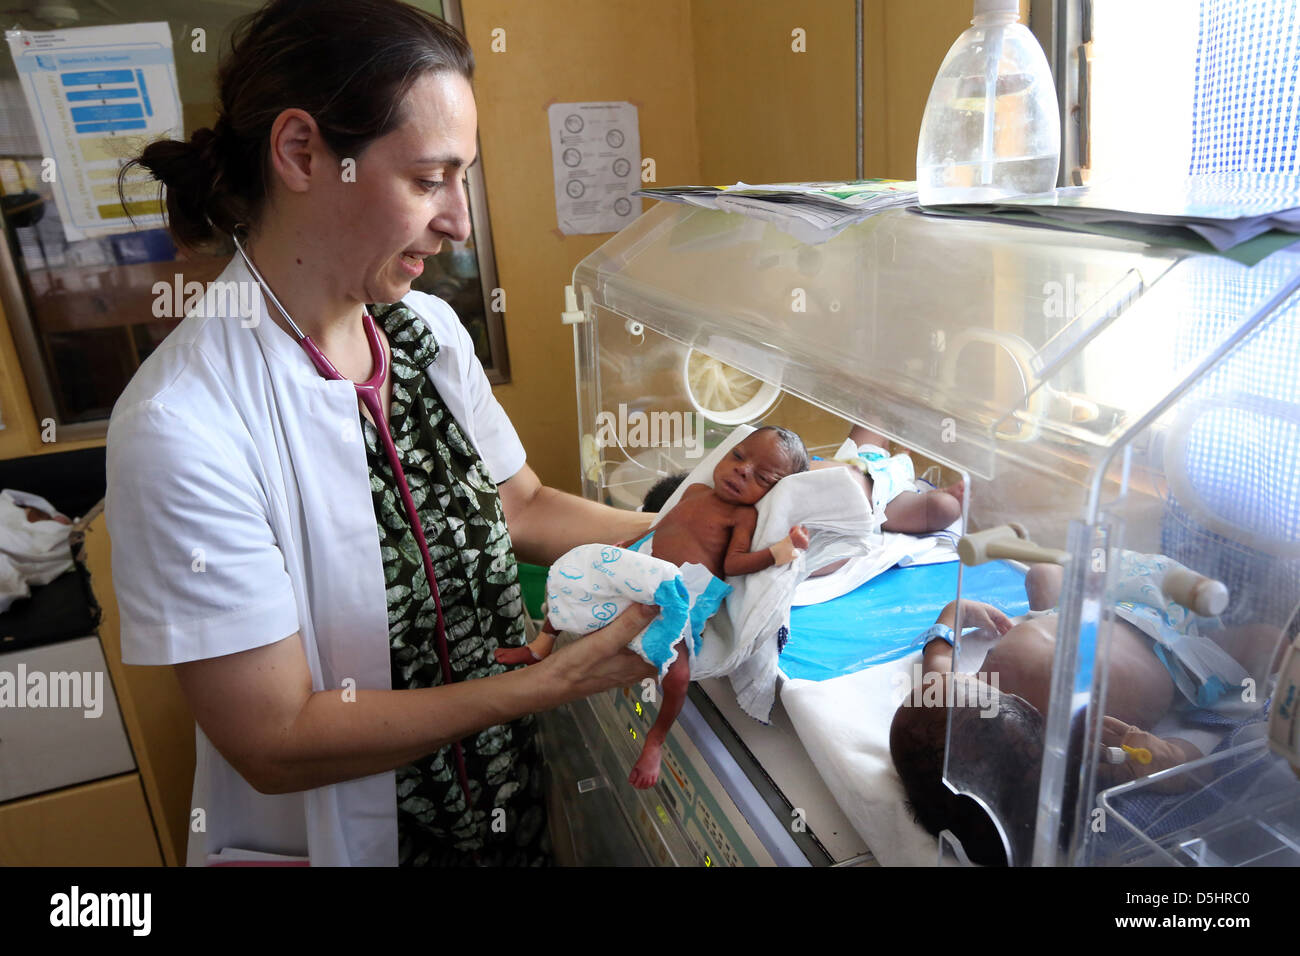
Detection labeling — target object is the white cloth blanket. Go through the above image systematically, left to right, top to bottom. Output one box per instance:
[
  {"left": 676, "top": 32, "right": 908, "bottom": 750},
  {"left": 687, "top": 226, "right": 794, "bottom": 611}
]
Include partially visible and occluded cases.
[
  {"left": 652, "top": 428, "right": 881, "bottom": 721},
  {"left": 0, "top": 489, "right": 73, "bottom": 613},
  {"left": 791, "top": 520, "right": 963, "bottom": 607}
]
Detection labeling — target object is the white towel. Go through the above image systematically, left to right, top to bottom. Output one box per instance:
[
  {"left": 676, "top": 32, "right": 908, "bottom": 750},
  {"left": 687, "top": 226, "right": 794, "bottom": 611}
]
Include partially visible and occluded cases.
[
  {"left": 717, "top": 467, "right": 882, "bottom": 721},
  {"left": 0, "top": 489, "right": 73, "bottom": 613}
]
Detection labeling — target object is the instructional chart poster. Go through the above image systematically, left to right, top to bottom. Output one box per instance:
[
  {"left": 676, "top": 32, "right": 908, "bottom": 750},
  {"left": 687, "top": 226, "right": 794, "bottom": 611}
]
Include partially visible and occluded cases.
[
  {"left": 6, "top": 23, "right": 181, "bottom": 241},
  {"left": 548, "top": 101, "right": 641, "bottom": 235}
]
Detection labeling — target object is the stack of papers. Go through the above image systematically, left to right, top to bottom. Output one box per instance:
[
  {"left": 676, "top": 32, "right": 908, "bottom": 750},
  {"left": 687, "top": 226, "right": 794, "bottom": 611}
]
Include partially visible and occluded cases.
[
  {"left": 917, "top": 173, "right": 1300, "bottom": 265},
  {"left": 635, "top": 179, "right": 917, "bottom": 244}
]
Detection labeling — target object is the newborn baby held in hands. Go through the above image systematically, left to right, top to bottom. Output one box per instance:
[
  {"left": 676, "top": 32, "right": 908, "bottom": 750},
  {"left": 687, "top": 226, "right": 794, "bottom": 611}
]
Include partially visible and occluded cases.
[{"left": 495, "top": 426, "right": 811, "bottom": 788}]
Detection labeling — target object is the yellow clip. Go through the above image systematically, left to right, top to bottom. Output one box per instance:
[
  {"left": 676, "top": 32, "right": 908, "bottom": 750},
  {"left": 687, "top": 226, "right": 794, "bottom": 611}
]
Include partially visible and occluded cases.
[{"left": 1122, "top": 744, "right": 1152, "bottom": 765}]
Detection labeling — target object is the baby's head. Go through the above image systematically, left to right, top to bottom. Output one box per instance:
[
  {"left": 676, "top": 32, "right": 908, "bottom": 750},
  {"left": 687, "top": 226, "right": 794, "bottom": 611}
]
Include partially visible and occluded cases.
[
  {"left": 712, "top": 426, "right": 808, "bottom": 505},
  {"left": 889, "top": 675, "right": 1044, "bottom": 865}
]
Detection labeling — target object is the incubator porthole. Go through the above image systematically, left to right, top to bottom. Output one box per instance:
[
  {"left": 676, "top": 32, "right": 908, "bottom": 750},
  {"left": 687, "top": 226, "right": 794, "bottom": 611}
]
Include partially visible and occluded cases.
[{"left": 682, "top": 349, "right": 780, "bottom": 426}]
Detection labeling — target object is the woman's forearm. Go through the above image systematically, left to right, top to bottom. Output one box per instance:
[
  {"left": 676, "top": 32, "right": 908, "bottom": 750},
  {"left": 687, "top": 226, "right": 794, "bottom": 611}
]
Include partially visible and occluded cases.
[
  {"left": 507, "top": 485, "right": 653, "bottom": 565},
  {"left": 246, "top": 605, "right": 659, "bottom": 795},
  {"left": 260, "top": 664, "right": 564, "bottom": 793}
]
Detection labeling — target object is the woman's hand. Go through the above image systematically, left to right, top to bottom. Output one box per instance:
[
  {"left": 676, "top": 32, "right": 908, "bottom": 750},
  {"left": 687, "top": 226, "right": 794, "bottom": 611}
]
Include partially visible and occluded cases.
[{"left": 539, "top": 603, "right": 659, "bottom": 700}]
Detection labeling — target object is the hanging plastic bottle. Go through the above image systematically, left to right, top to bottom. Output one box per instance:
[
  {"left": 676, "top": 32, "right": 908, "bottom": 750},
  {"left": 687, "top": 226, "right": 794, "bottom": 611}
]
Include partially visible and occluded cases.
[{"left": 916, "top": 0, "right": 1060, "bottom": 204}]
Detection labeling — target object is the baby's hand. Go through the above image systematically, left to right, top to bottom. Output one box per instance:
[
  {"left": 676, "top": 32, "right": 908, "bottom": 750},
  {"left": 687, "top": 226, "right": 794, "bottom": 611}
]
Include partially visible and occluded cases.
[
  {"left": 770, "top": 529, "right": 807, "bottom": 566},
  {"left": 937, "top": 599, "right": 1012, "bottom": 636},
  {"left": 1098, "top": 716, "right": 1200, "bottom": 793}
]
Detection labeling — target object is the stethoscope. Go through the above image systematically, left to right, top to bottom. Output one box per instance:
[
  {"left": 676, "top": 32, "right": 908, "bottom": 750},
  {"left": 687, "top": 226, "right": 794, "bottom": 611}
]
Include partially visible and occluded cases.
[{"left": 231, "top": 227, "right": 476, "bottom": 815}]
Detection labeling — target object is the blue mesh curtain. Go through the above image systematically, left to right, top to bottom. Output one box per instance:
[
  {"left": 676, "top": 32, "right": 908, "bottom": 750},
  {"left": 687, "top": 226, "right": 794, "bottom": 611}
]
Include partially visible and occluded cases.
[
  {"left": 1159, "top": 0, "right": 1300, "bottom": 632},
  {"left": 1190, "top": 0, "right": 1300, "bottom": 174},
  {"left": 1160, "top": 252, "right": 1300, "bottom": 630}
]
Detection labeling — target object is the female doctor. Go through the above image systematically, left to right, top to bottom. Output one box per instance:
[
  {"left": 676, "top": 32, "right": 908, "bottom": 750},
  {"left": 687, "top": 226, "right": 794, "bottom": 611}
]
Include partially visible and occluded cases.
[{"left": 106, "top": 0, "right": 656, "bottom": 866}]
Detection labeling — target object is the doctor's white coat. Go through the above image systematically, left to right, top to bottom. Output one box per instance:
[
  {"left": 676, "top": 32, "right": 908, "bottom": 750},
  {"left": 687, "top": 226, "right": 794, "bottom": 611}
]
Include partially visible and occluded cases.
[{"left": 105, "top": 253, "right": 525, "bottom": 866}]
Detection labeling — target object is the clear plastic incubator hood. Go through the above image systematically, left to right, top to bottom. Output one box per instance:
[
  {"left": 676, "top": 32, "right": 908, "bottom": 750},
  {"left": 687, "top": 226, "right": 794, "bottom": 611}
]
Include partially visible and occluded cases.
[{"left": 567, "top": 199, "right": 1300, "bottom": 866}]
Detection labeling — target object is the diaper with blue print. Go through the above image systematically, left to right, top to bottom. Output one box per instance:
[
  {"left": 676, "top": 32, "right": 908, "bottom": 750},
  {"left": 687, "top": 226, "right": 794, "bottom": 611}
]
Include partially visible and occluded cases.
[
  {"left": 831, "top": 439, "right": 918, "bottom": 523},
  {"left": 544, "top": 536, "right": 732, "bottom": 678},
  {"left": 1109, "top": 550, "right": 1249, "bottom": 709}
]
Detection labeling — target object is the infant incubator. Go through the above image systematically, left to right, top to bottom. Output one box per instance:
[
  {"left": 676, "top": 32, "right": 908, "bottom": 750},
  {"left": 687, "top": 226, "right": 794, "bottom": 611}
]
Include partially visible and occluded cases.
[{"left": 542, "top": 198, "right": 1300, "bottom": 867}]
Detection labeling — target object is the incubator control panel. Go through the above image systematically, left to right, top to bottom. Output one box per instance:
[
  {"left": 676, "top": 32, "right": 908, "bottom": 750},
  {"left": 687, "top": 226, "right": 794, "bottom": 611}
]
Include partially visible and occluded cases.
[{"left": 611, "top": 684, "right": 761, "bottom": 867}]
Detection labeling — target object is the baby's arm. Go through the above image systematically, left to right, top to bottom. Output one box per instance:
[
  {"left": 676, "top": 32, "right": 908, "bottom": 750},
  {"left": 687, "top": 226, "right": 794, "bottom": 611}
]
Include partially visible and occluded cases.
[
  {"left": 722, "top": 506, "right": 808, "bottom": 577},
  {"left": 923, "top": 600, "right": 1013, "bottom": 673}
]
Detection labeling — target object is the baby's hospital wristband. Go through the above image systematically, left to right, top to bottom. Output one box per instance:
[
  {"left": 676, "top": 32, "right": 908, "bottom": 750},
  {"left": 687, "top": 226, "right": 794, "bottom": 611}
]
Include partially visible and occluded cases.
[
  {"left": 770, "top": 538, "right": 799, "bottom": 565},
  {"left": 916, "top": 623, "right": 955, "bottom": 649}
]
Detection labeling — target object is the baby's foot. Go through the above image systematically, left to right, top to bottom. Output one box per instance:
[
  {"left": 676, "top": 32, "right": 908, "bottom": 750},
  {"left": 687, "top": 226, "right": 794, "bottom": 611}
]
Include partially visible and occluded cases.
[
  {"left": 494, "top": 645, "right": 543, "bottom": 666},
  {"left": 628, "top": 740, "right": 664, "bottom": 789}
]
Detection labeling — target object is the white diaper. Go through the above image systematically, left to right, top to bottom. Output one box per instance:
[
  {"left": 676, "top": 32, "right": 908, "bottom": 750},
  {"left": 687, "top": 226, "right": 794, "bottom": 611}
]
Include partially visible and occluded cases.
[
  {"left": 831, "top": 439, "right": 918, "bottom": 523},
  {"left": 545, "top": 541, "right": 732, "bottom": 677},
  {"left": 1109, "top": 550, "right": 1249, "bottom": 709}
]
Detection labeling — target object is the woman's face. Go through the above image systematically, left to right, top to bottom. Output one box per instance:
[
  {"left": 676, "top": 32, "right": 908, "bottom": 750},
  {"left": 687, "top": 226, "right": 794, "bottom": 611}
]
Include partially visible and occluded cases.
[{"left": 339, "top": 70, "right": 478, "bottom": 305}]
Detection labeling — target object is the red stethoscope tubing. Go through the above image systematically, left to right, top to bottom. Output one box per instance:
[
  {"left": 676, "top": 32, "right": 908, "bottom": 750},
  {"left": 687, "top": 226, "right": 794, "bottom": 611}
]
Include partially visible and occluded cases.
[{"left": 298, "top": 310, "right": 475, "bottom": 814}]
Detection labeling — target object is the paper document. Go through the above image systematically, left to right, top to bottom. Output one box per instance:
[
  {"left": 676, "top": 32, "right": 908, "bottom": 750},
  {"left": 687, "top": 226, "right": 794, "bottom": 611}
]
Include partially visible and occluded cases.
[
  {"left": 5, "top": 23, "right": 182, "bottom": 241},
  {"left": 548, "top": 101, "right": 642, "bottom": 235},
  {"left": 922, "top": 174, "right": 1300, "bottom": 255},
  {"left": 637, "top": 179, "right": 918, "bottom": 244}
]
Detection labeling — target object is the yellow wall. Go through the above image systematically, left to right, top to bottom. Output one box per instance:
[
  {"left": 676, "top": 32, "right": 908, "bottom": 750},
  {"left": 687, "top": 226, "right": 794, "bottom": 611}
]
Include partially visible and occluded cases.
[
  {"left": 460, "top": 0, "right": 702, "bottom": 493},
  {"left": 465, "top": 0, "right": 987, "bottom": 492},
  {"left": 689, "top": 0, "right": 987, "bottom": 187},
  {"left": 691, "top": 0, "right": 857, "bottom": 185}
]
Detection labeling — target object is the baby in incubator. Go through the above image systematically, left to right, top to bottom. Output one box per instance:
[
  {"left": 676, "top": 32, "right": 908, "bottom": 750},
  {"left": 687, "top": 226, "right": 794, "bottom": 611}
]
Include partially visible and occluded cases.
[
  {"left": 644, "top": 422, "right": 966, "bottom": 581},
  {"left": 817, "top": 425, "right": 965, "bottom": 535},
  {"left": 495, "top": 426, "right": 811, "bottom": 789},
  {"left": 889, "top": 558, "right": 1281, "bottom": 865}
]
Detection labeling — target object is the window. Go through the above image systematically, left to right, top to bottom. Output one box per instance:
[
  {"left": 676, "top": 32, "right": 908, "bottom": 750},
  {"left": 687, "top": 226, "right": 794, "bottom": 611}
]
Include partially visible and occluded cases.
[{"left": 1072, "top": 0, "right": 1300, "bottom": 183}]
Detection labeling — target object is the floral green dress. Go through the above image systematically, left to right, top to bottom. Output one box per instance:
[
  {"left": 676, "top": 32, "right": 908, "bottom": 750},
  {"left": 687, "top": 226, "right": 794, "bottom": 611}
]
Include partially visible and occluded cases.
[{"left": 363, "top": 301, "right": 550, "bottom": 867}]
